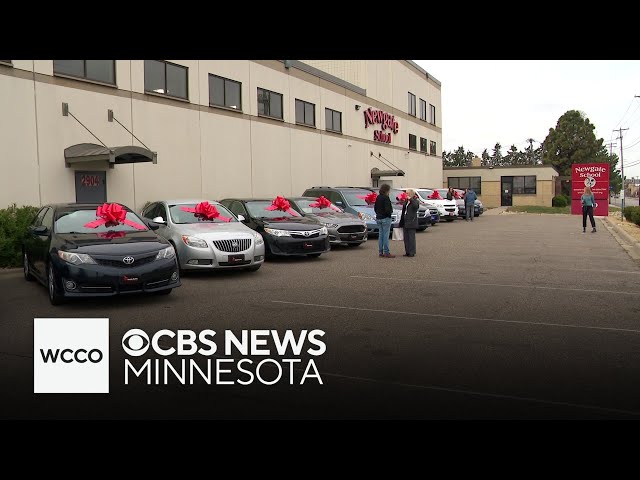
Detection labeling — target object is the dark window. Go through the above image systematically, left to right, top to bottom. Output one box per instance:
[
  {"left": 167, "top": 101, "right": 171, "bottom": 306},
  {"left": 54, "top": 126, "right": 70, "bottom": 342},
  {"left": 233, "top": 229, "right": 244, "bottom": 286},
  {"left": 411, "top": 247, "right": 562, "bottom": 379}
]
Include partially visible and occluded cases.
[
  {"left": 53, "top": 60, "right": 115, "bottom": 84},
  {"left": 144, "top": 60, "right": 188, "bottom": 100},
  {"left": 209, "top": 74, "right": 242, "bottom": 110},
  {"left": 257, "top": 87, "right": 283, "bottom": 119},
  {"left": 408, "top": 92, "right": 416, "bottom": 116},
  {"left": 295, "top": 99, "right": 315, "bottom": 127},
  {"left": 420, "top": 99, "right": 427, "bottom": 121},
  {"left": 430, "top": 104, "right": 436, "bottom": 125},
  {"left": 325, "top": 108, "right": 342, "bottom": 133},
  {"left": 409, "top": 134, "right": 417, "bottom": 151},
  {"left": 420, "top": 137, "right": 428, "bottom": 152},
  {"left": 430, "top": 141, "right": 437, "bottom": 155},
  {"left": 513, "top": 175, "right": 537, "bottom": 194},
  {"left": 448, "top": 177, "right": 482, "bottom": 195},
  {"left": 228, "top": 201, "right": 247, "bottom": 217},
  {"left": 142, "top": 202, "right": 157, "bottom": 218},
  {"left": 32, "top": 207, "right": 48, "bottom": 227},
  {"left": 41, "top": 208, "right": 54, "bottom": 230}
]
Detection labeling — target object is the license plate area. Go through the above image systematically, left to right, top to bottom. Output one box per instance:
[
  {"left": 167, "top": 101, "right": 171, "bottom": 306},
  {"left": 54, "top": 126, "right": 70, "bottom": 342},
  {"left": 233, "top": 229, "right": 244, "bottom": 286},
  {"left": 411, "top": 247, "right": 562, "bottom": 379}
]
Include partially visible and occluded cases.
[{"left": 228, "top": 254, "right": 245, "bottom": 263}]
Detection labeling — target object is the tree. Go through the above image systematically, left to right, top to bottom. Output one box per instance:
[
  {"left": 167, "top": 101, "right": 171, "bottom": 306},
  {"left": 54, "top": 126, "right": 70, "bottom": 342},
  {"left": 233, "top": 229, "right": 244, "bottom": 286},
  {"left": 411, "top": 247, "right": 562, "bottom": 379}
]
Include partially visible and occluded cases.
[
  {"left": 491, "top": 143, "right": 503, "bottom": 166},
  {"left": 504, "top": 144, "right": 527, "bottom": 166},
  {"left": 443, "top": 146, "right": 473, "bottom": 167},
  {"left": 481, "top": 149, "right": 490, "bottom": 166}
]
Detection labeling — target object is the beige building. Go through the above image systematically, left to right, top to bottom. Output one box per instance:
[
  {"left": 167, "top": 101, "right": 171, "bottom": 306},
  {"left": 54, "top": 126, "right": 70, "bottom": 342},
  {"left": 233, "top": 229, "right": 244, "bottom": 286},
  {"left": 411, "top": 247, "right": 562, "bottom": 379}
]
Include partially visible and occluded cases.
[
  {"left": 0, "top": 60, "right": 442, "bottom": 210},
  {"left": 443, "top": 164, "right": 560, "bottom": 207}
]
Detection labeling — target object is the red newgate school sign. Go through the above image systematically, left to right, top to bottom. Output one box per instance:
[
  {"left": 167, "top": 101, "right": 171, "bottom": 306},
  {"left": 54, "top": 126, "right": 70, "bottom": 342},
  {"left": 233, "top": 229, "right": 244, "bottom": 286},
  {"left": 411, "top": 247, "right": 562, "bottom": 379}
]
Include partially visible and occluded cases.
[
  {"left": 363, "top": 107, "right": 399, "bottom": 144},
  {"left": 571, "top": 163, "right": 609, "bottom": 216}
]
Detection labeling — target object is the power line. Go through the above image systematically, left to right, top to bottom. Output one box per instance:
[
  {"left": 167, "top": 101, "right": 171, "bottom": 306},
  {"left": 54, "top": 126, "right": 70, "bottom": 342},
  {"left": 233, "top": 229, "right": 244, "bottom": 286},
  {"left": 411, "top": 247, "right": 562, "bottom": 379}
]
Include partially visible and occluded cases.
[{"left": 615, "top": 97, "right": 636, "bottom": 129}]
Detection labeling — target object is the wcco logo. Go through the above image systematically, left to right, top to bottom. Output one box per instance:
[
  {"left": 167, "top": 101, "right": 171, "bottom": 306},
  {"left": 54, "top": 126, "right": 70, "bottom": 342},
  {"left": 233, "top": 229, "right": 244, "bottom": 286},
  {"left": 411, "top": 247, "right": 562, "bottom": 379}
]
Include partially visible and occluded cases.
[{"left": 34, "top": 318, "right": 109, "bottom": 394}]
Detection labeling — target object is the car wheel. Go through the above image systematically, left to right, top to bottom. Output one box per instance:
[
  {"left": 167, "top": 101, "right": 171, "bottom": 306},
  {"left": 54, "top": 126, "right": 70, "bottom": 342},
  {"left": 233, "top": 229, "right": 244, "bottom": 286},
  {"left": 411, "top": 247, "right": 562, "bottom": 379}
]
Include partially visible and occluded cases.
[
  {"left": 418, "top": 227, "right": 427, "bottom": 231},
  {"left": 170, "top": 242, "right": 186, "bottom": 276},
  {"left": 347, "top": 243, "right": 362, "bottom": 247},
  {"left": 23, "top": 252, "right": 34, "bottom": 282},
  {"left": 307, "top": 253, "right": 322, "bottom": 258},
  {"left": 47, "top": 263, "right": 65, "bottom": 305},
  {"left": 245, "top": 265, "right": 261, "bottom": 272},
  {"left": 154, "top": 288, "right": 173, "bottom": 296}
]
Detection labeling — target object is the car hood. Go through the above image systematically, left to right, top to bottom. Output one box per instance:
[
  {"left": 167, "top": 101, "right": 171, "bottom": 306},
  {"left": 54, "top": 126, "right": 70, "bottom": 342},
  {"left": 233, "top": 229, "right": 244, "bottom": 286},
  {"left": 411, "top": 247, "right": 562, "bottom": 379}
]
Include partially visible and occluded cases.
[
  {"left": 350, "top": 205, "right": 376, "bottom": 215},
  {"left": 305, "top": 211, "right": 362, "bottom": 224},
  {"left": 255, "top": 217, "right": 324, "bottom": 230},
  {"left": 171, "top": 222, "right": 255, "bottom": 239},
  {"left": 57, "top": 231, "right": 169, "bottom": 255}
]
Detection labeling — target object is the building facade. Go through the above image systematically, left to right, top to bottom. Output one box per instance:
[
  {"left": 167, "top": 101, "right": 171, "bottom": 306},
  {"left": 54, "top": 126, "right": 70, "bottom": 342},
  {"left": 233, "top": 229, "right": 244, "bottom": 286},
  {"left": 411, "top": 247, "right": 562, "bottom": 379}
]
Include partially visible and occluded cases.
[
  {"left": 0, "top": 60, "right": 442, "bottom": 210},
  {"left": 443, "top": 165, "right": 560, "bottom": 207}
]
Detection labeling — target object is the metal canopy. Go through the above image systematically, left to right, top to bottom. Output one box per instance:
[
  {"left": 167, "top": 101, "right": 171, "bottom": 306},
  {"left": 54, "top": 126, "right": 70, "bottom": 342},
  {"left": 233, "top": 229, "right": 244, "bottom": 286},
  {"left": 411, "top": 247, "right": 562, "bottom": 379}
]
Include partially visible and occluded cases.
[
  {"left": 64, "top": 143, "right": 157, "bottom": 167},
  {"left": 371, "top": 167, "right": 405, "bottom": 178}
]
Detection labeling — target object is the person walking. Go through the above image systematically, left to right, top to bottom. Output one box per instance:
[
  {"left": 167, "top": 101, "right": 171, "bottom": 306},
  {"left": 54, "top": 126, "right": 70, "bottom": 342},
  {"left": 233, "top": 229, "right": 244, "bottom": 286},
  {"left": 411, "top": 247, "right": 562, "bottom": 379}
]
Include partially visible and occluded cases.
[
  {"left": 374, "top": 184, "right": 395, "bottom": 258},
  {"left": 581, "top": 186, "right": 596, "bottom": 233},
  {"left": 446, "top": 187, "right": 455, "bottom": 201},
  {"left": 400, "top": 188, "right": 419, "bottom": 257},
  {"left": 464, "top": 188, "right": 477, "bottom": 221}
]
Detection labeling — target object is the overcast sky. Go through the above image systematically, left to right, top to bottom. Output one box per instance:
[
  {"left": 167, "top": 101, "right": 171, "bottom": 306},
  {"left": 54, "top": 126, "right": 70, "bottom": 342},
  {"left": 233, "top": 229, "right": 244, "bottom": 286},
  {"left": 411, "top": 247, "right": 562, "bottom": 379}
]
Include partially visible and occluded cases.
[{"left": 414, "top": 60, "right": 640, "bottom": 180}]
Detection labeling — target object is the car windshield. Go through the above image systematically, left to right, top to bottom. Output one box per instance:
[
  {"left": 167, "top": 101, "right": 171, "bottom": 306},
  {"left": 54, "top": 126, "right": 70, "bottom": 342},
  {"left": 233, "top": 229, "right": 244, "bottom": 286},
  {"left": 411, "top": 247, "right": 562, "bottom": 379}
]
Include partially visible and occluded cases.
[
  {"left": 389, "top": 189, "right": 409, "bottom": 204},
  {"left": 341, "top": 190, "right": 376, "bottom": 206},
  {"left": 415, "top": 190, "right": 433, "bottom": 201},
  {"left": 292, "top": 198, "right": 340, "bottom": 214},
  {"left": 246, "top": 201, "right": 300, "bottom": 219},
  {"left": 169, "top": 203, "right": 237, "bottom": 224},
  {"left": 55, "top": 208, "right": 149, "bottom": 234}
]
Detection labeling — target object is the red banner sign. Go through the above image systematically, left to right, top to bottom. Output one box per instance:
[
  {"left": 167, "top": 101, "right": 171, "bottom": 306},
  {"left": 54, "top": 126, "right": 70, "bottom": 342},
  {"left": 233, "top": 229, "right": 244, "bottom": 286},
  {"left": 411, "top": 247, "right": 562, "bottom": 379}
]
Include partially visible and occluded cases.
[
  {"left": 364, "top": 107, "right": 399, "bottom": 144},
  {"left": 571, "top": 163, "right": 609, "bottom": 216}
]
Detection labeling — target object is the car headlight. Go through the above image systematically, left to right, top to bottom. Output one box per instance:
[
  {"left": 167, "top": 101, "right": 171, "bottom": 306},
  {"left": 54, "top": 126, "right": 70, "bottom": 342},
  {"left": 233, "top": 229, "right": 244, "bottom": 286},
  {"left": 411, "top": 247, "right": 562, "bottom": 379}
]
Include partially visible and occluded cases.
[
  {"left": 358, "top": 212, "right": 375, "bottom": 221},
  {"left": 320, "top": 226, "right": 328, "bottom": 235},
  {"left": 264, "top": 228, "right": 291, "bottom": 237},
  {"left": 254, "top": 232, "right": 264, "bottom": 245},
  {"left": 181, "top": 235, "right": 208, "bottom": 248},
  {"left": 155, "top": 245, "right": 176, "bottom": 260},
  {"left": 57, "top": 251, "right": 96, "bottom": 265}
]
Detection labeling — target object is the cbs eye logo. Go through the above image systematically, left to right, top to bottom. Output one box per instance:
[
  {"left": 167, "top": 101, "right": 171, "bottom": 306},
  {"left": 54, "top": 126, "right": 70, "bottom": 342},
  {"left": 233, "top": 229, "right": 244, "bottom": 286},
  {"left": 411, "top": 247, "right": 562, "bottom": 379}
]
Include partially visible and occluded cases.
[{"left": 122, "top": 329, "right": 150, "bottom": 356}]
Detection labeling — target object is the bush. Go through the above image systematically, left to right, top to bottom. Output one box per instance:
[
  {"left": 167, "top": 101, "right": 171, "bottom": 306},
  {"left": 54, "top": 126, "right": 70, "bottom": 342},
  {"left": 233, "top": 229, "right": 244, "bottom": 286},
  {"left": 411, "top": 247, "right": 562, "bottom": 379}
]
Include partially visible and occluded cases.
[
  {"left": 552, "top": 195, "right": 567, "bottom": 208},
  {"left": 563, "top": 195, "right": 571, "bottom": 206},
  {"left": 0, "top": 204, "right": 41, "bottom": 268},
  {"left": 623, "top": 206, "right": 640, "bottom": 226}
]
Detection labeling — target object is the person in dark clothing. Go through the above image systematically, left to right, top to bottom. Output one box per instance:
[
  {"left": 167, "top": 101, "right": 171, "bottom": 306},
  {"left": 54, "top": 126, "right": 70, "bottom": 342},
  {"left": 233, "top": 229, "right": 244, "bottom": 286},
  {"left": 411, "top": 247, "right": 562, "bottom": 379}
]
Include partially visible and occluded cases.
[
  {"left": 374, "top": 184, "right": 395, "bottom": 258},
  {"left": 581, "top": 186, "right": 596, "bottom": 233},
  {"left": 446, "top": 187, "right": 455, "bottom": 201},
  {"left": 399, "top": 188, "right": 419, "bottom": 257},
  {"left": 464, "top": 188, "right": 477, "bottom": 221}
]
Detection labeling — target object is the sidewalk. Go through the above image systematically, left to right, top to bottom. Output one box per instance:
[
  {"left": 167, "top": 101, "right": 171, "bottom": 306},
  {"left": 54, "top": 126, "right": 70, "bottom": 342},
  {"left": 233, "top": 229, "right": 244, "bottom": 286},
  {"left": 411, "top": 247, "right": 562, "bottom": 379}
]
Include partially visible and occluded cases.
[
  {"left": 482, "top": 207, "right": 507, "bottom": 215},
  {"left": 601, "top": 213, "right": 640, "bottom": 262}
]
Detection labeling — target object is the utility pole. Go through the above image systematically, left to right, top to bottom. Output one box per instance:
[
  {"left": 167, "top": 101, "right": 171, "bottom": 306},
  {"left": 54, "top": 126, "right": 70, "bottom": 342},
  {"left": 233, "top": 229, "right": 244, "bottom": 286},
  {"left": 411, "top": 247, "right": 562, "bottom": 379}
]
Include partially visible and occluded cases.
[
  {"left": 614, "top": 128, "right": 628, "bottom": 220},
  {"left": 605, "top": 141, "right": 616, "bottom": 203}
]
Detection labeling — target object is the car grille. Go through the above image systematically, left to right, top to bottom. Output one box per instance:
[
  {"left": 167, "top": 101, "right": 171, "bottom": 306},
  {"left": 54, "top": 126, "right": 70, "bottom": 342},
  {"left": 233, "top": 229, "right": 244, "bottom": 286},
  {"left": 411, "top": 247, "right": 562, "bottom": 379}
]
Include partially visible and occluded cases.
[
  {"left": 445, "top": 207, "right": 456, "bottom": 212},
  {"left": 429, "top": 209, "right": 438, "bottom": 215},
  {"left": 418, "top": 210, "right": 427, "bottom": 218},
  {"left": 337, "top": 224, "right": 366, "bottom": 233},
  {"left": 290, "top": 229, "right": 321, "bottom": 239},
  {"left": 212, "top": 239, "right": 252, "bottom": 253},
  {"left": 95, "top": 255, "right": 156, "bottom": 268}
]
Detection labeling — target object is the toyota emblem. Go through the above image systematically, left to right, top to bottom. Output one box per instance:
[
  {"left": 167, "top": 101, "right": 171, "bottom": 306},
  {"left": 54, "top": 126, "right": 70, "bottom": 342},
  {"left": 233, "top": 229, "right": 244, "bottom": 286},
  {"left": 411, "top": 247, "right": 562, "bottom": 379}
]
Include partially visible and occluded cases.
[
  {"left": 304, "top": 231, "right": 310, "bottom": 237},
  {"left": 122, "top": 256, "right": 135, "bottom": 265}
]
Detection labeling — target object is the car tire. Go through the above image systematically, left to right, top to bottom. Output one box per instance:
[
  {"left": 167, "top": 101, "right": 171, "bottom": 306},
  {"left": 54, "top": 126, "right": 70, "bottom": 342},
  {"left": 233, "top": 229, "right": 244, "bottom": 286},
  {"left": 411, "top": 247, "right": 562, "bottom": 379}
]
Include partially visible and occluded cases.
[
  {"left": 446, "top": 218, "right": 455, "bottom": 222},
  {"left": 418, "top": 227, "right": 427, "bottom": 231},
  {"left": 170, "top": 242, "right": 186, "bottom": 276},
  {"left": 347, "top": 243, "right": 362, "bottom": 247},
  {"left": 23, "top": 252, "right": 34, "bottom": 282},
  {"left": 307, "top": 253, "right": 322, "bottom": 258},
  {"left": 47, "top": 263, "right": 65, "bottom": 306},
  {"left": 245, "top": 265, "right": 261, "bottom": 272},
  {"left": 154, "top": 288, "right": 173, "bottom": 296}
]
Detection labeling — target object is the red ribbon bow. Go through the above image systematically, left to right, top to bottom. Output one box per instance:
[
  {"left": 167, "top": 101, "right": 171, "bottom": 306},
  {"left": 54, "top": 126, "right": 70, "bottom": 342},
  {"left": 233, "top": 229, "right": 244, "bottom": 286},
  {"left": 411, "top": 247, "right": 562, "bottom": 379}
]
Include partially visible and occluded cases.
[
  {"left": 427, "top": 190, "right": 442, "bottom": 200},
  {"left": 453, "top": 191, "right": 463, "bottom": 199},
  {"left": 357, "top": 192, "right": 378, "bottom": 204},
  {"left": 396, "top": 192, "right": 409, "bottom": 203},
  {"left": 265, "top": 196, "right": 299, "bottom": 216},
  {"left": 309, "top": 196, "right": 341, "bottom": 212},
  {"left": 180, "top": 201, "right": 231, "bottom": 222},
  {"left": 84, "top": 203, "right": 146, "bottom": 230}
]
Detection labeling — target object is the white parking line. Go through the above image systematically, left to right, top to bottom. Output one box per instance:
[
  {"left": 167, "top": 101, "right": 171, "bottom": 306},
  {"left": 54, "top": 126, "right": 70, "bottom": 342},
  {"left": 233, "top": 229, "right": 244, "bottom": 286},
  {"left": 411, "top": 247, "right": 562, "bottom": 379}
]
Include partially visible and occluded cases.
[
  {"left": 399, "top": 265, "right": 640, "bottom": 275},
  {"left": 349, "top": 275, "right": 640, "bottom": 296},
  {"left": 271, "top": 300, "right": 640, "bottom": 334}
]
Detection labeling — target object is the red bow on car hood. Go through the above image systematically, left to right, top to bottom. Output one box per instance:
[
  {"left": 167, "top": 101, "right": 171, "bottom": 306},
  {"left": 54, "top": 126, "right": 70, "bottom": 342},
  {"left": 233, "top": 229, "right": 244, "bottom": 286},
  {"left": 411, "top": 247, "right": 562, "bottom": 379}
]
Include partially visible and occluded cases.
[
  {"left": 427, "top": 190, "right": 442, "bottom": 200},
  {"left": 453, "top": 191, "right": 463, "bottom": 199},
  {"left": 357, "top": 192, "right": 378, "bottom": 204},
  {"left": 396, "top": 192, "right": 408, "bottom": 203},
  {"left": 265, "top": 196, "right": 299, "bottom": 216},
  {"left": 309, "top": 196, "right": 341, "bottom": 212},
  {"left": 181, "top": 201, "right": 231, "bottom": 222},
  {"left": 84, "top": 203, "right": 146, "bottom": 230}
]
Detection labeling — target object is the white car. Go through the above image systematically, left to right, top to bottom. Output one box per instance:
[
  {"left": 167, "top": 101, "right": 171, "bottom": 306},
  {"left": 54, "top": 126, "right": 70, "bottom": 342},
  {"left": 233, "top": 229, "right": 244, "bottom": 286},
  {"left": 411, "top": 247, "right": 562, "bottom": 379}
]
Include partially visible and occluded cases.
[{"left": 404, "top": 188, "right": 458, "bottom": 221}]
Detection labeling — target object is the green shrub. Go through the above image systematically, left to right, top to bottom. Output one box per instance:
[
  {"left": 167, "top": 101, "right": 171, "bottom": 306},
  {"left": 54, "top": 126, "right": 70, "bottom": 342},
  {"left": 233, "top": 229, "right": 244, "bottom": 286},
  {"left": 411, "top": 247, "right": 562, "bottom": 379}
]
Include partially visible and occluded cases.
[
  {"left": 552, "top": 195, "right": 567, "bottom": 208},
  {"left": 563, "top": 195, "right": 571, "bottom": 205},
  {"left": 0, "top": 204, "right": 41, "bottom": 268},
  {"left": 623, "top": 206, "right": 640, "bottom": 225}
]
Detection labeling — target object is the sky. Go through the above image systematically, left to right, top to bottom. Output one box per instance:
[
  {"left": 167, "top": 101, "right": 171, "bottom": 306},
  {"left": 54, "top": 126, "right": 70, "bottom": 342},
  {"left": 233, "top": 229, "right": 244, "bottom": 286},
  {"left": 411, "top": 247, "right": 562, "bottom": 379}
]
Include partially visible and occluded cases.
[{"left": 414, "top": 60, "right": 640, "bottom": 180}]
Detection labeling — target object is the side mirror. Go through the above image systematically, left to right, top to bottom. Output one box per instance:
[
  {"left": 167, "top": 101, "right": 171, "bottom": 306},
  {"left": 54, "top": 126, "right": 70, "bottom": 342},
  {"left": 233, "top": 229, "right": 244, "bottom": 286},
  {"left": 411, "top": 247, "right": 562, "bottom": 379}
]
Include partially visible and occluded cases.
[
  {"left": 237, "top": 214, "right": 246, "bottom": 222},
  {"left": 152, "top": 216, "right": 166, "bottom": 224},
  {"left": 148, "top": 222, "right": 161, "bottom": 231},
  {"left": 32, "top": 225, "right": 48, "bottom": 235}
]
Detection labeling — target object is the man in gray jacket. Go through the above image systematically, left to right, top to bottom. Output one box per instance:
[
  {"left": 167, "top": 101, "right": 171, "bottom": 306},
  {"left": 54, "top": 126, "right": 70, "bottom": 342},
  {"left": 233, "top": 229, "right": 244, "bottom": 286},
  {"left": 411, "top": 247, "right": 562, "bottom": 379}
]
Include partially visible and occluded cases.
[
  {"left": 400, "top": 188, "right": 420, "bottom": 256},
  {"left": 464, "top": 188, "right": 477, "bottom": 221}
]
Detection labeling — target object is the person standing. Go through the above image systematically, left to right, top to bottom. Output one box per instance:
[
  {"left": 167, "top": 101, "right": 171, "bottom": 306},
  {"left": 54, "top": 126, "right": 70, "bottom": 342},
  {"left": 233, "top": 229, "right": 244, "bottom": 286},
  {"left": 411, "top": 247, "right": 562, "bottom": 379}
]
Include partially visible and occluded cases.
[
  {"left": 374, "top": 184, "right": 395, "bottom": 258},
  {"left": 581, "top": 186, "right": 596, "bottom": 233},
  {"left": 446, "top": 187, "right": 455, "bottom": 201},
  {"left": 400, "top": 188, "right": 419, "bottom": 257},
  {"left": 464, "top": 188, "right": 477, "bottom": 221}
]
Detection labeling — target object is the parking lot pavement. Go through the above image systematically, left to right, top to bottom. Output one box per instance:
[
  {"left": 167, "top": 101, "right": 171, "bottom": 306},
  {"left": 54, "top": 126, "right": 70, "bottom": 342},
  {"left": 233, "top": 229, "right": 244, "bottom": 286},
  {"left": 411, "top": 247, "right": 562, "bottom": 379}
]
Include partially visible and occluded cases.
[{"left": 1, "top": 213, "right": 640, "bottom": 419}]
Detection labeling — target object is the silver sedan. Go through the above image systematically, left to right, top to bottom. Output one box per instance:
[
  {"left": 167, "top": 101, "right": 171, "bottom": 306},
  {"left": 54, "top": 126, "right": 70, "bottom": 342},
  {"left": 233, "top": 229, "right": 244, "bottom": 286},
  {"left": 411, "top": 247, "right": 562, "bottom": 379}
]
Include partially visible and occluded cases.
[{"left": 141, "top": 199, "right": 265, "bottom": 272}]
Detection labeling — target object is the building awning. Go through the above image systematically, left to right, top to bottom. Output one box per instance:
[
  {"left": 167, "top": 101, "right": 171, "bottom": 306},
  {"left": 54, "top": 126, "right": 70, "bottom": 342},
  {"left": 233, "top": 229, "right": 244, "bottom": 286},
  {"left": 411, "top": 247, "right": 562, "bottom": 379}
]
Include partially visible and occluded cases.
[
  {"left": 64, "top": 143, "right": 157, "bottom": 167},
  {"left": 371, "top": 167, "right": 405, "bottom": 178}
]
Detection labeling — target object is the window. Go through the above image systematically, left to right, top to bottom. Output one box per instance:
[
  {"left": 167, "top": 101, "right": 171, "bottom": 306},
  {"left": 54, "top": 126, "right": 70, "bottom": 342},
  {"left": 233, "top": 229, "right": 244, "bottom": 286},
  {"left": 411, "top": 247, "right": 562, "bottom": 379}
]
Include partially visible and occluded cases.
[
  {"left": 53, "top": 60, "right": 115, "bottom": 84},
  {"left": 144, "top": 60, "right": 188, "bottom": 100},
  {"left": 209, "top": 74, "right": 241, "bottom": 110},
  {"left": 257, "top": 87, "right": 283, "bottom": 119},
  {"left": 408, "top": 92, "right": 416, "bottom": 116},
  {"left": 295, "top": 99, "right": 315, "bottom": 127},
  {"left": 420, "top": 99, "right": 427, "bottom": 121},
  {"left": 429, "top": 104, "right": 436, "bottom": 125},
  {"left": 325, "top": 108, "right": 342, "bottom": 133},
  {"left": 409, "top": 134, "right": 417, "bottom": 151},
  {"left": 420, "top": 137, "right": 428, "bottom": 152},
  {"left": 430, "top": 141, "right": 437, "bottom": 155},
  {"left": 513, "top": 176, "right": 537, "bottom": 194},
  {"left": 448, "top": 177, "right": 482, "bottom": 195},
  {"left": 227, "top": 201, "right": 247, "bottom": 217},
  {"left": 32, "top": 207, "right": 48, "bottom": 227},
  {"left": 41, "top": 208, "right": 54, "bottom": 231}
]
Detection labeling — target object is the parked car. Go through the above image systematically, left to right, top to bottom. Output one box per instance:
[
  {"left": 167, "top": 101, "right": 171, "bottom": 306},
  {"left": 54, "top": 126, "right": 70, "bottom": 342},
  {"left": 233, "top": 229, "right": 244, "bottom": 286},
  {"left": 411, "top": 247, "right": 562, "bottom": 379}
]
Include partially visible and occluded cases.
[
  {"left": 302, "top": 187, "right": 398, "bottom": 236},
  {"left": 388, "top": 188, "right": 431, "bottom": 231},
  {"left": 412, "top": 188, "right": 458, "bottom": 221},
  {"left": 452, "top": 189, "right": 484, "bottom": 217},
  {"left": 286, "top": 196, "right": 367, "bottom": 247},
  {"left": 219, "top": 198, "right": 330, "bottom": 258},
  {"left": 141, "top": 199, "right": 265, "bottom": 273},
  {"left": 22, "top": 202, "right": 181, "bottom": 305}
]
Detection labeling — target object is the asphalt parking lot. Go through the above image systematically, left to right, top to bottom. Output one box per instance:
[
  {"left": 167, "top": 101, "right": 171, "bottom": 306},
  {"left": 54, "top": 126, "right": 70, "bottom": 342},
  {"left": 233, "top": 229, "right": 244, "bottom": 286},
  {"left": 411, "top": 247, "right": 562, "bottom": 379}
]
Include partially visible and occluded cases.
[{"left": 2, "top": 212, "right": 640, "bottom": 419}]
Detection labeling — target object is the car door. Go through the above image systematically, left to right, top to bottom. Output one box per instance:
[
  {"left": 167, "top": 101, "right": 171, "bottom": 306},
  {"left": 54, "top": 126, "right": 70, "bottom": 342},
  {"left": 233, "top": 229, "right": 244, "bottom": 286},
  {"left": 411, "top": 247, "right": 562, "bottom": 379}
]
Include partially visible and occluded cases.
[
  {"left": 153, "top": 202, "right": 172, "bottom": 239},
  {"left": 25, "top": 207, "right": 47, "bottom": 279},
  {"left": 35, "top": 207, "right": 54, "bottom": 278}
]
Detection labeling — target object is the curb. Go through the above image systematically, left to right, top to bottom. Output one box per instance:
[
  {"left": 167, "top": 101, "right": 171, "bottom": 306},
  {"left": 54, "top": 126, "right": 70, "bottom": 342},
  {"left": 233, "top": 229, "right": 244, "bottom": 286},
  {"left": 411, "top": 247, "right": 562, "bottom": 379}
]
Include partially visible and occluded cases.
[{"left": 602, "top": 216, "right": 640, "bottom": 262}]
